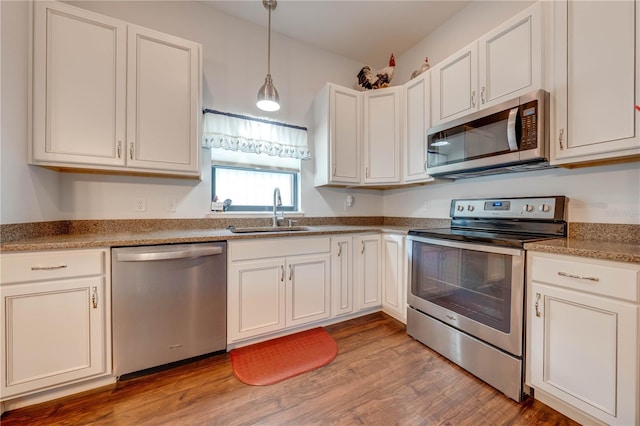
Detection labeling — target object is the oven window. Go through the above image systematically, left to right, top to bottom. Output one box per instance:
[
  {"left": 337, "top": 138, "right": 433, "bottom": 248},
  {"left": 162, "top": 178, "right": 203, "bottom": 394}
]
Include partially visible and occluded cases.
[{"left": 411, "top": 242, "right": 513, "bottom": 333}]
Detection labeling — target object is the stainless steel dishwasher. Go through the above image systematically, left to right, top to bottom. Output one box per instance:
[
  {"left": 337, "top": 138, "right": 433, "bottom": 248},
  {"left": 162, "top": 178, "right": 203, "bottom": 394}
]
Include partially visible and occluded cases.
[{"left": 112, "top": 242, "right": 226, "bottom": 378}]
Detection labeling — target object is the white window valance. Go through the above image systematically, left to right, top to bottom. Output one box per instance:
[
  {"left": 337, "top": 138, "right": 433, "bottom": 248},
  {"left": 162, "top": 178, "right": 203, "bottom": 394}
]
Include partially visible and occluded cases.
[{"left": 202, "top": 109, "right": 310, "bottom": 160}]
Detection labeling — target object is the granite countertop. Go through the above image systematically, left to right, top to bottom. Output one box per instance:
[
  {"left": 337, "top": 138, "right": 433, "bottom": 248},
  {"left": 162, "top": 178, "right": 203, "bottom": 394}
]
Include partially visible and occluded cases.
[
  {"left": 2, "top": 220, "right": 638, "bottom": 264},
  {"left": 0, "top": 225, "right": 410, "bottom": 253},
  {"left": 524, "top": 238, "right": 640, "bottom": 264}
]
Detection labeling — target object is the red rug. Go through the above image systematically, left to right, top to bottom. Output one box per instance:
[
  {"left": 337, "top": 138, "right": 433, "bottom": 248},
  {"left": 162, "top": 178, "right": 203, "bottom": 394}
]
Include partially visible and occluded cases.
[{"left": 230, "top": 327, "right": 338, "bottom": 386}]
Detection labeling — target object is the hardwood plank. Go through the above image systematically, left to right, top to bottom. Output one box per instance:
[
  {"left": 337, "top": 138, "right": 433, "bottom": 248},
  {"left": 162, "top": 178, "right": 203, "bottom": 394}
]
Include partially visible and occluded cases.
[{"left": 1, "top": 313, "right": 578, "bottom": 425}]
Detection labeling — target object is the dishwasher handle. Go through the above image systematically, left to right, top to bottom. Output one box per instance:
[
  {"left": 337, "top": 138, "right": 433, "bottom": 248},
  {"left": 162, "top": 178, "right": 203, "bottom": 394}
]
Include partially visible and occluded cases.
[{"left": 116, "top": 245, "right": 223, "bottom": 262}]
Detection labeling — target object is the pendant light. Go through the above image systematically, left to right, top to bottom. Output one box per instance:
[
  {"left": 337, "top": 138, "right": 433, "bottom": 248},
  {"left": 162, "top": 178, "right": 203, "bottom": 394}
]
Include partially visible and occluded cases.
[{"left": 256, "top": 0, "right": 280, "bottom": 112}]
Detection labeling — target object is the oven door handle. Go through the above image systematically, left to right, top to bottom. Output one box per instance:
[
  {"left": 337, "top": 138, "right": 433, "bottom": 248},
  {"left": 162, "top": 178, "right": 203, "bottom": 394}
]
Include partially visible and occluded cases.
[
  {"left": 506, "top": 107, "right": 520, "bottom": 152},
  {"left": 407, "top": 235, "right": 524, "bottom": 257}
]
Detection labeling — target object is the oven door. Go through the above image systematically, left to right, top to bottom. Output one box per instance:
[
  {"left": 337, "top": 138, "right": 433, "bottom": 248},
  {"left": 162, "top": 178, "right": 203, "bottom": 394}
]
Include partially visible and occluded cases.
[{"left": 407, "top": 235, "right": 524, "bottom": 356}]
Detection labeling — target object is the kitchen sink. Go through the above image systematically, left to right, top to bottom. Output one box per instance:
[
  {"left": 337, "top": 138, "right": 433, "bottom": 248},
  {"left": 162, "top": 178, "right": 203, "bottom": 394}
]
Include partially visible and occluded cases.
[{"left": 227, "top": 226, "right": 310, "bottom": 233}]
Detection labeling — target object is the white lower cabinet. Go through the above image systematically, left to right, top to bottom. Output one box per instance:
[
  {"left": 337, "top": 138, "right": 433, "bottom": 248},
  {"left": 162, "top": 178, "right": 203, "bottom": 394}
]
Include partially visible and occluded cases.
[
  {"left": 354, "top": 234, "right": 382, "bottom": 311},
  {"left": 381, "top": 234, "right": 406, "bottom": 323},
  {"left": 331, "top": 236, "right": 354, "bottom": 317},
  {"left": 227, "top": 237, "right": 331, "bottom": 343},
  {"left": 0, "top": 249, "right": 111, "bottom": 401},
  {"left": 526, "top": 252, "right": 640, "bottom": 425}
]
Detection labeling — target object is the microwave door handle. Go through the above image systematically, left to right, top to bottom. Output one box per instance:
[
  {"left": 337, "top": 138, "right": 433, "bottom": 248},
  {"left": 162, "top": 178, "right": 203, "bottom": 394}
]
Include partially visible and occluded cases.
[{"left": 507, "top": 107, "right": 519, "bottom": 151}]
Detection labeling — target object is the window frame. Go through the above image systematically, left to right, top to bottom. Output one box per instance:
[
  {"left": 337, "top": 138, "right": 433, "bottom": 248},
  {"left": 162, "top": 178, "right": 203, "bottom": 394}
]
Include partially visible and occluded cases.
[{"left": 211, "top": 164, "right": 299, "bottom": 212}]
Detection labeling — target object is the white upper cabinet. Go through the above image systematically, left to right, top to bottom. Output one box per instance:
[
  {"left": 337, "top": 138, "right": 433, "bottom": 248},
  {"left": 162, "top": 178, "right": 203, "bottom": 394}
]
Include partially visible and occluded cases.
[
  {"left": 552, "top": 0, "right": 640, "bottom": 165},
  {"left": 30, "top": 1, "right": 202, "bottom": 178},
  {"left": 31, "top": 1, "right": 127, "bottom": 167},
  {"left": 431, "top": 2, "right": 542, "bottom": 126},
  {"left": 478, "top": 2, "right": 542, "bottom": 109},
  {"left": 126, "top": 26, "right": 201, "bottom": 174},
  {"left": 431, "top": 42, "right": 478, "bottom": 126},
  {"left": 403, "top": 71, "right": 434, "bottom": 184},
  {"left": 314, "top": 83, "right": 362, "bottom": 186},
  {"left": 314, "top": 84, "right": 402, "bottom": 187},
  {"left": 363, "top": 87, "right": 402, "bottom": 185}
]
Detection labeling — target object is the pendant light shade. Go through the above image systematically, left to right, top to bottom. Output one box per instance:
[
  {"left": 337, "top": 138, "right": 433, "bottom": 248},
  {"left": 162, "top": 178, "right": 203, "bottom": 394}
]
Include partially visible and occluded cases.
[{"left": 257, "top": 0, "right": 280, "bottom": 112}]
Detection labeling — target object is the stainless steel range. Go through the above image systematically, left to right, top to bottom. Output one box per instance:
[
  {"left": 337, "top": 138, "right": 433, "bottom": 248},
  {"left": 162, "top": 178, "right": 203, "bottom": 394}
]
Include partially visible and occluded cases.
[{"left": 407, "top": 196, "right": 567, "bottom": 402}]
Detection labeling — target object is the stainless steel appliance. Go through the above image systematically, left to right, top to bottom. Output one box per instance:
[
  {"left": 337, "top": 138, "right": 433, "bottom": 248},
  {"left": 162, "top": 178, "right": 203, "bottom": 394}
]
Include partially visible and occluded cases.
[
  {"left": 426, "top": 89, "right": 551, "bottom": 179},
  {"left": 407, "top": 196, "right": 566, "bottom": 401},
  {"left": 112, "top": 242, "right": 227, "bottom": 378}
]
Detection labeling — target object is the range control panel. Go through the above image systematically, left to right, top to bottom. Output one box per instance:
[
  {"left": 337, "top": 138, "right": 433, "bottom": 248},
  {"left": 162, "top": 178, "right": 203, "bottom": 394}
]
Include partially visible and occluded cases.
[{"left": 450, "top": 196, "right": 565, "bottom": 220}]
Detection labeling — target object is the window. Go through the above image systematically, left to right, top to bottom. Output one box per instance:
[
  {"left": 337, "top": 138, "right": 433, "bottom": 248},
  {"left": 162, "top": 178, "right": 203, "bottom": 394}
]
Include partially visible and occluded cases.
[
  {"left": 203, "top": 109, "right": 309, "bottom": 214},
  {"left": 212, "top": 165, "right": 299, "bottom": 212}
]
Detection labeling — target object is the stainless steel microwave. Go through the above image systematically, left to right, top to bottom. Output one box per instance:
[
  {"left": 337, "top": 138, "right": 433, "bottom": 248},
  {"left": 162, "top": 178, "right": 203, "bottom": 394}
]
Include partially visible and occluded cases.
[{"left": 426, "top": 89, "right": 551, "bottom": 179}]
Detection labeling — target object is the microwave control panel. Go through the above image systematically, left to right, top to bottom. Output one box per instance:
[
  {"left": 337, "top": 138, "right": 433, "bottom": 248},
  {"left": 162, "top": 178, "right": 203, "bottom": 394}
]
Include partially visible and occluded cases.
[{"left": 520, "top": 100, "right": 538, "bottom": 150}]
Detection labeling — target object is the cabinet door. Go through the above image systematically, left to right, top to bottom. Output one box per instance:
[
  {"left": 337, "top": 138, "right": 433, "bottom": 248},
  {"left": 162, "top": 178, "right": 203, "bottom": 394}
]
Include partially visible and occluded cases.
[
  {"left": 552, "top": 0, "right": 640, "bottom": 164},
  {"left": 31, "top": 1, "right": 127, "bottom": 166},
  {"left": 478, "top": 2, "right": 542, "bottom": 108},
  {"left": 126, "top": 26, "right": 201, "bottom": 175},
  {"left": 431, "top": 42, "right": 478, "bottom": 126},
  {"left": 403, "top": 72, "right": 434, "bottom": 183},
  {"left": 330, "top": 85, "right": 362, "bottom": 184},
  {"left": 363, "top": 87, "right": 402, "bottom": 184},
  {"left": 355, "top": 235, "right": 382, "bottom": 310},
  {"left": 381, "top": 235, "right": 406, "bottom": 322},
  {"left": 331, "top": 236, "right": 353, "bottom": 316},
  {"left": 286, "top": 253, "right": 331, "bottom": 327},
  {"left": 228, "top": 258, "right": 285, "bottom": 342},
  {"left": 1, "top": 277, "right": 106, "bottom": 398},
  {"left": 529, "top": 282, "right": 639, "bottom": 425}
]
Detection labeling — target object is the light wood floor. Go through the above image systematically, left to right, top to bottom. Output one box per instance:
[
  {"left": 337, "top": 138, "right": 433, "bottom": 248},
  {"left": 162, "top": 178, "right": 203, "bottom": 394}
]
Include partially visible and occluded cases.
[{"left": 1, "top": 312, "right": 578, "bottom": 425}]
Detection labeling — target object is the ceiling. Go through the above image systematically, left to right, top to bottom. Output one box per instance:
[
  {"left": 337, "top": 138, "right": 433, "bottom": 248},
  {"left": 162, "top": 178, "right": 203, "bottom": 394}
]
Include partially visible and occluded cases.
[{"left": 201, "top": 1, "right": 470, "bottom": 66}]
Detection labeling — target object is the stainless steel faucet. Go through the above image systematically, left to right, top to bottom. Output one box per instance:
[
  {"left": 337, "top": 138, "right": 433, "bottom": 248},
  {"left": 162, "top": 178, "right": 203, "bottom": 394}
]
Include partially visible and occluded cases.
[{"left": 272, "top": 187, "right": 282, "bottom": 226}]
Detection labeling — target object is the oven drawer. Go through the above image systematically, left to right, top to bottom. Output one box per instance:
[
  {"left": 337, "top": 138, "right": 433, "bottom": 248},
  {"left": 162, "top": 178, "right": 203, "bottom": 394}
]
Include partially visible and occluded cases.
[{"left": 528, "top": 252, "right": 640, "bottom": 303}]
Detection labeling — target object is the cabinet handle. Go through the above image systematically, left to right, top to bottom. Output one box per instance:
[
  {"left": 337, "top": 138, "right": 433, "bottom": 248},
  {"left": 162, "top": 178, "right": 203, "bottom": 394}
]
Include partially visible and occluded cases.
[
  {"left": 481, "top": 86, "right": 486, "bottom": 104},
  {"left": 471, "top": 90, "right": 476, "bottom": 107},
  {"left": 558, "top": 129, "right": 564, "bottom": 150},
  {"left": 117, "top": 141, "right": 122, "bottom": 159},
  {"left": 129, "top": 142, "right": 134, "bottom": 160},
  {"left": 423, "top": 159, "right": 427, "bottom": 173},
  {"left": 332, "top": 163, "right": 336, "bottom": 177},
  {"left": 365, "top": 167, "right": 369, "bottom": 179},
  {"left": 361, "top": 241, "right": 365, "bottom": 254},
  {"left": 337, "top": 243, "right": 342, "bottom": 257},
  {"left": 31, "top": 264, "right": 67, "bottom": 271},
  {"left": 288, "top": 264, "right": 293, "bottom": 281},
  {"left": 280, "top": 265, "right": 284, "bottom": 282},
  {"left": 557, "top": 271, "right": 600, "bottom": 282},
  {"left": 91, "top": 286, "right": 98, "bottom": 309},
  {"left": 534, "top": 293, "right": 541, "bottom": 317}
]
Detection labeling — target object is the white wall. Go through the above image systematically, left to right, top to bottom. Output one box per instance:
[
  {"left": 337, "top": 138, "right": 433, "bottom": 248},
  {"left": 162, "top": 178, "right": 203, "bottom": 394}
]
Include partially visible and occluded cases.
[{"left": 1, "top": 0, "right": 638, "bottom": 225}]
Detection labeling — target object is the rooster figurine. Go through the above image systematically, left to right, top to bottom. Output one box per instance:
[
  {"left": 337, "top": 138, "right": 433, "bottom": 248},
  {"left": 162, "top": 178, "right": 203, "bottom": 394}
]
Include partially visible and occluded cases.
[
  {"left": 357, "top": 53, "right": 395, "bottom": 90},
  {"left": 410, "top": 57, "right": 430, "bottom": 80}
]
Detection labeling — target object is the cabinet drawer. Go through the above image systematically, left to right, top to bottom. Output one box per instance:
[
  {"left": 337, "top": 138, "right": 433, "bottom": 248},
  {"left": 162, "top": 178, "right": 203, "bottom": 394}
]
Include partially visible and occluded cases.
[
  {"left": 229, "top": 237, "right": 331, "bottom": 261},
  {"left": 1, "top": 249, "right": 106, "bottom": 284},
  {"left": 529, "top": 252, "right": 640, "bottom": 302}
]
